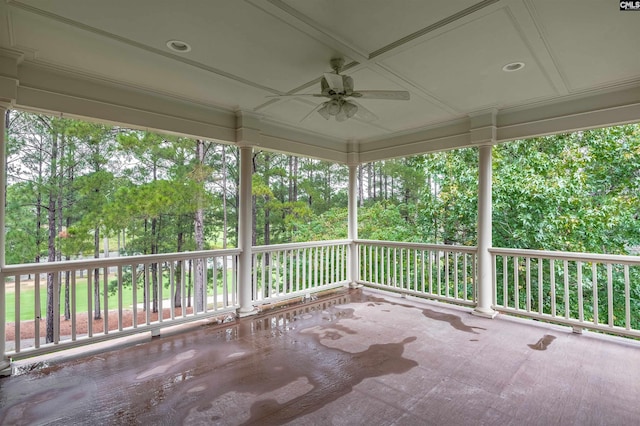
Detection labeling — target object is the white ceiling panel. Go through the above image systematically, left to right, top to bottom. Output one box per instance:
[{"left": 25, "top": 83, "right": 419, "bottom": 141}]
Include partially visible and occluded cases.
[
  {"left": 15, "top": 0, "right": 341, "bottom": 92},
  {"left": 280, "top": 0, "right": 481, "bottom": 53},
  {"left": 532, "top": 0, "right": 640, "bottom": 92},
  {"left": 10, "top": 8, "right": 270, "bottom": 109},
  {"left": 383, "top": 8, "right": 557, "bottom": 112}
]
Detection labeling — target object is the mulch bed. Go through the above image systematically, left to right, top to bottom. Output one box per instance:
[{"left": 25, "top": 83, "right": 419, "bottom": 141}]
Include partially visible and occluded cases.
[{"left": 5, "top": 306, "right": 196, "bottom": 341}]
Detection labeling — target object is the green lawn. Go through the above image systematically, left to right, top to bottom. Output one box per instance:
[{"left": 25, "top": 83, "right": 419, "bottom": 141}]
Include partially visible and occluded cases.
[{"left": 5, "top": 274, "right": 234, "bottom": 322}]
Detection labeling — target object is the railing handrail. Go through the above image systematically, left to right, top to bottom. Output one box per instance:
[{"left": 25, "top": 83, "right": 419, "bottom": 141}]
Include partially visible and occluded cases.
[
  {"left": 252, "top": 239, "right": 351, "bottom": 253},
  {"left": 356, "top": 239, "right": 477, "bottom": 253},
  {"left": 489, "top": 247, "right": 640, "bottom": 265},
  {"left": 0, "top": 248, "right": 242, "bottom": 276}
]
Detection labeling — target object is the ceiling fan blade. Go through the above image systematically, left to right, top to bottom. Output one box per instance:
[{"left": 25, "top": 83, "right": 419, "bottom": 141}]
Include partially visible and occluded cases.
[
  {"left": 323, "top": 73, "right": 344, "bottom": 92},
  {"left": 351, "top": 90, "right": 410, "bottom": 100},
  {"left": 266, "top": 94, "right": 326, "bottom": 98},
  {"left": 350, "top": 100, "right": 378, "bottom": 122},
  {"left": 300, "top": 102, "right": 326, "bottom": 122}
]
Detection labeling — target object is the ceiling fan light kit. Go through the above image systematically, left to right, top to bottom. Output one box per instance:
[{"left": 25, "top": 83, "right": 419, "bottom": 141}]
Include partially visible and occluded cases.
[{"left": 271, "top": 58, "right": 410, "bottom": 122}]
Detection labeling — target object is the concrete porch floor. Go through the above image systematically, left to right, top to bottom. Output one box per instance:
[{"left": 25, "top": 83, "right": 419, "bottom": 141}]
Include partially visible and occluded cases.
[{"left": 1, "top": 288, "right": 639, "bottom": 425}]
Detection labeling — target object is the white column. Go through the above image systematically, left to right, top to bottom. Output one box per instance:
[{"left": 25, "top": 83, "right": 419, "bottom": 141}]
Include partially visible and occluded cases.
[
  {"left": 0, "top": 104, "right": 10, "bottom": 374},
  {"left": 473, "top": 144, "right": 497, "bottom": 318},
  {"left": 237, "top": 145, "right": 255, "bottom": 315},
  {"left": 348, "top": 163, "right": 359, "bottom": 287}
]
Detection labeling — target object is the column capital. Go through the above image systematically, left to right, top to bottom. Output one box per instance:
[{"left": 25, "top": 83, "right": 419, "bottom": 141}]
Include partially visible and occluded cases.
[
  {"left": 469, "top": 109, "right": 498, "bottom": 146},
  {"left": 236, "top": 110, "right": 262, "bottom": 147},
  {"left": 346, "top": 140, "right": 360, "bottom": 166}
]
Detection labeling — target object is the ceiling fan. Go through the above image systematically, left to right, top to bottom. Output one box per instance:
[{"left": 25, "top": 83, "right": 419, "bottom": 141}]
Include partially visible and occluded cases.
[{"left": 272, "top": 58, "right": 410, "bottom": 122}]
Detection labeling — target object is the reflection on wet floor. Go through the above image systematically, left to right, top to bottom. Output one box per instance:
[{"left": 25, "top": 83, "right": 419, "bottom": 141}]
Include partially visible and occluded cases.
[
  {"left": 2, "top": 288, "right": 640, "bottom": 425},
  {"left": 0, "top": 289, "right": 424, "bottom": 425},
  {"left": 528, "top": 334, "right": 556, "bottom": 351}
]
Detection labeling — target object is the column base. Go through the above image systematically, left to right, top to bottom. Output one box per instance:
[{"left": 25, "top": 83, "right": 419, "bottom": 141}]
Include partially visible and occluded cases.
[
  {"left": 349, "top": 282, "right": 363, "bottom": 289},
  {"left": 237, "top": 307, "right": 258, "bottom": 318},
  {"left": 472, "top": 307, "right": 498, "bottom": 319},
  {"left": 0, "top": 359, "right": 12, "bottom": 377}
]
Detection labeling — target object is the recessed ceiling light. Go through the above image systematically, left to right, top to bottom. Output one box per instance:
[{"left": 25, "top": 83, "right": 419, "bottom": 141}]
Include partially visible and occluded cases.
[
  {"left": 166, "top": 40, "right": 191, "bottom": 53},
  {"left": 502, "top": 62, "right": 525, "bottom": 72}
]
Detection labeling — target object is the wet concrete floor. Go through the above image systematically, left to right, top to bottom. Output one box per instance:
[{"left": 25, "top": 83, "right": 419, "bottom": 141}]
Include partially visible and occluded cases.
[{"left": 1, "top": 288, "right": 640, "bottom": 425}]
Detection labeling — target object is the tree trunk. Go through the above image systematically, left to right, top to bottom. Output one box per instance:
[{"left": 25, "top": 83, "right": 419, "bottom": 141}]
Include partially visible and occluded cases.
[
  {"left": 46, "top": 130, "right": 58, "bottom": 343},
  {"left": 194, "top": 139, "right": 206, "bottom": 312},
  {"left": 221, "top": 145, "right": 228, "bottom": 248},
  {"left": 293, "top": 156, "right": 298, "bottom": 202},
  {"left": 367, "top": 163, "right": 373, "bottom": 200},
  {"left": 358, "top": 164, "right": 364, "bottom": 208},
  {"left": 64, "top": 217, "right": 71, "bottom": 320},
  {"left": 151, "top": 217, "right": 159, "bottom": 313},
  {"left": 93, "top": 227, "right": 101, "bottom": 319},
  {"left": 174, "top": 230, "right": 183, "bottom": 308},
  {"left": 187, "top": 259, "right": 192, "bottom": 308}
]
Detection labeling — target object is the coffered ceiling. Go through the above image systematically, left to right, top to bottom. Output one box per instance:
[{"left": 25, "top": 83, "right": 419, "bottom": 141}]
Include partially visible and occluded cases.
[{"left": 1, "top": 0, "right": 639, "bottom": 163}]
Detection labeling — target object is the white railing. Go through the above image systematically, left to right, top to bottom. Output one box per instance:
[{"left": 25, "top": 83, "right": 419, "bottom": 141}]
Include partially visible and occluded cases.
[
  {"left": 251, "top": 240, "right": 350, "bottom": 304},
  {"left": 357, "top": 240, "right": 477, "bottom": 306},
  {"left": 491, "top": 248, "right": 640, "bottom": 338},
  {"left": 2, "top": 249, "right": 240, "bottom": 359}
]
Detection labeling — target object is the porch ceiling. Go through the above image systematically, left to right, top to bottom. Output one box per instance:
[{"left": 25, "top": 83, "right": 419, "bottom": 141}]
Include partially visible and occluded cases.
[{"left": 1, "top": 1, "right": 640, "bottom": 162}]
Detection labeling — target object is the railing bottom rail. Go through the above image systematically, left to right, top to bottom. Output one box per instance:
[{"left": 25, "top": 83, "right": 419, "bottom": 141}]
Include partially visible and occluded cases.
[
  {"left": 360, "top": 281, "right": 477, "bottom": 307},
  {"left": 6, "top": 306, "right": 238, "bottom": 361},
  {"left": 494, "top": 306, "right": 640, "bottom": 339}
]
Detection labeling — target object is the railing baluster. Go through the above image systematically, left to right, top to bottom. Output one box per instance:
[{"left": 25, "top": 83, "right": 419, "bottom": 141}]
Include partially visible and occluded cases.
[
  {"left": 312, "top": 247, "right": 317, "bottom": 288},
  {"left": 319, "top": 247, "right": 324, "bottom": 287},
  {"left": 386, "top": 247, "right": 391, "bottom": 286},
  {"left": 393, "top": 248, "right": 398, "bottom": 288},
  {"left": 400, "top": 248, "right": 404, "bottom": 290},
  {"left": 296, "top": 249, "right": 301, "bottom": 292},
  {"left": 283, "top": 250, "right": 289, "bottom": 293},
  {"left": 414, "top": 250, "right": 418, "bottom": 293},
  {"left": 421, "top": 250, "right": 425, "bottom": 294},
  {"left": 429, "top": 250, "right": 436, "bottom": 294},
  {"left": 437, "top": 251, "right": 442, "bottom": 296},
  {"left": 445, "top": 251, "right": 450, "bottom": 298},
  {"left": 454, "top": 252, "right": 459, "bottom": 300},
  {"left": 262, "top": 253, "right": 267, "bottom": 299},
  {"left": 464, "top": 253, "right": 468, "bottom": 301},
  {"left": 502, "top": 255, "right": 508, "bottom": 309},
  {"left": 213, "top": 256, "right": 218, "bottom": 311},
  {"left": 223, "top": 256, "right": 229, "bottom": 308},
  {"left": 513, "top": 257, "right": 519, "bottom": 310},
  {"left": 525, "top": 257, "right": 531, "bottom": 312},
  {"left": 538, "top": 258, "right": 543, "bottom": 315},
  {"left": 550, "top": 259, "right": 556, "bottom": 317},
  {"left": 563, "top": 260, "right": 569, "bottom": 319},
  {"left": 181, "top": 261, "right": 187, "bottom": 316},
  {"left": 577, "top": 261, "right": 583, "bottom": 322},
  {"left": 169, "top": 262, "right": 175, "bottom": 320},
  {"left": 592, "top": 262, "right": 598, "bottom": 325},
  {"left": 607, "top": 263, "right": 613, "bottom": 328},
  {"left": 132, "top": 264, "right": 138, "bottom": 328},
  {"left": 144, "top": 264, "right": 150, "bottom": 325},
  {"left": 118, "top": 265, "right": 124, "bottom": 330},
  {"left": 624, "top": 265, "right": 630, "bottom": 330},
  {"left": 103, "top": 267, "right": 109, "bottom": 333},
  {"left": 87, "top": 271, "right": 93, "bottom": 338},
  {"left": 53, "top": 272, "right": 60, "bottom": 343},
  {"left": 34, "top": 273, "right": 41, "bottom": 348},
  {"left": 71, "top": 273, "right": 77, "bottom": 340},
  {"left": 15, "top": 276, "right": 20, "bottom": 353}
]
